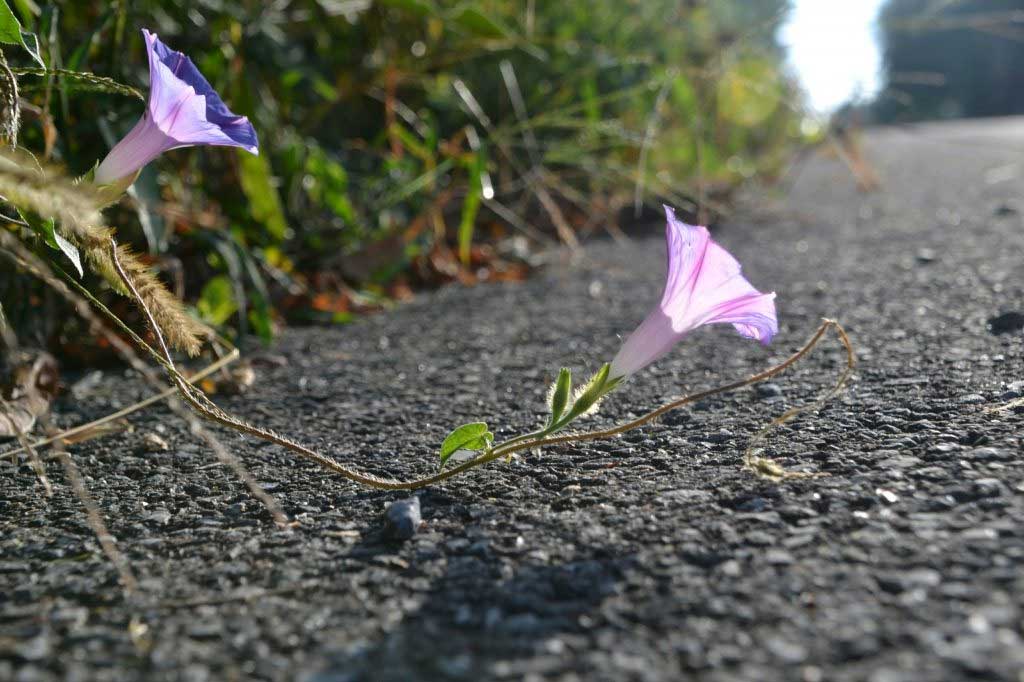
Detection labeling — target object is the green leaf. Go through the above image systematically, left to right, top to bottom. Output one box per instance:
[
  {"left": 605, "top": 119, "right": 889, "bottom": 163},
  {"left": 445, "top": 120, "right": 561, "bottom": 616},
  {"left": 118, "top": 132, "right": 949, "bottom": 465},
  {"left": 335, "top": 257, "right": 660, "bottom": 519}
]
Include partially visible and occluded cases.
[
  {"left": 378, "top": 0, "right": 436, "bottom": 17},
  {"left": 0, "top": 1, "right": 44, "bottom": 67},
  {"left": 0, "top": 3, "right": 24, "bottom": 45},
  {"left": 450, "top": 7, "right": 512, "bottom": 39},
  {"left": 18, "top": 29, "right": 41, "bottom": 67},
  {"left": 388, "top": 122, "right": 435, "bottom": 163},
  {"left": 304, "top": 147, "right": 355, "bottom": 223},
  {"left": 238, "top": 151, "right": 289, "bottom": 242},
  {"left": 458, "top": 151, "right": 483, "bottom": 265},
  {"left": 20, "top": 210, "right": 82, "bottom": 277},
  {"left": 46, "top": 225, "right": 82, "bottom": 277},
  {"left": 240, "top": 247, "right": 275, "bottom": 343},
  {"left": 197, "top": 275, "right": 238, "bottom": 326},
  {"left": 248, "top": 307, "right": 273, "bottom": 342},
  {"left": 569, "top": 363, "right": 611, "bottom": 417},
  {"left": 546, "top": 368, "right": 572, "bottom": 428},
  {"left": 439, "top": 422, "right": 494, "bottom": 468}
]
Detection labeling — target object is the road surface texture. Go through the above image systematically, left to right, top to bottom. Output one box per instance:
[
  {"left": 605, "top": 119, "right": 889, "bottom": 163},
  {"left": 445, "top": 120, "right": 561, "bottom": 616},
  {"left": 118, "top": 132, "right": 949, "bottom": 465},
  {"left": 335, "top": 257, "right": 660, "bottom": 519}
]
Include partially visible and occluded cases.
[{"left": 3, "top": 119, "right": 1024, "bottom": 681}]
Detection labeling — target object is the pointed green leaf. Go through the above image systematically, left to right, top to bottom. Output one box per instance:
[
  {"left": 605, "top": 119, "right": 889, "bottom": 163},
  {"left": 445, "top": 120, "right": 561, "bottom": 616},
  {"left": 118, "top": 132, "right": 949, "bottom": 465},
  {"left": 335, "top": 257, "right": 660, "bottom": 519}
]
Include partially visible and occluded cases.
[
  {"left": 0, "top": 1, "right": 44, "bottom": 67},
  {"left": 0, "top": 2, "right": 24, "bottom": 44},
  {"left": 450, "top": 7, "right": 512, "bottom": 39},
  {"left": 18, "top": 28, "right": 42, "bottom": 67},
  {"left": 304, "top": 147, "right": 355, "bottom": 223},
  {"left": 238, "top": 151, "right": 288, "bottom": 242},
  {"left": 458, "top": 154, "right": 483, "bottom": 265},
  {"left": 20, "top": 210, "right": 83, "bottom": 277},
  {"left": 48, "top": 226, "right": 82, "bottom": 277},
  {"left": 197, "top": 275, "right": 238, "bottom": 326},
  {"left": 569, "top": 363, "right": 611, "bottom": 417},
  {"left": 547, "top": 367, "right": 572, "bottom": 428},
  {"left": 439, "top": 422, "right": 494, "bottom": 468}
]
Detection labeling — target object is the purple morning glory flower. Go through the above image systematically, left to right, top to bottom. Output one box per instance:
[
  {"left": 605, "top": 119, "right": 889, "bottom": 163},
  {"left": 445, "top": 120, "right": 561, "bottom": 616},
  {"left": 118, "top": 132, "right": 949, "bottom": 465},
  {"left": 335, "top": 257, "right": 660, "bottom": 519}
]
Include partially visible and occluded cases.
[
  {"left": 94, "top": 29, "right": 258, "bottom": 185},
  {"left": 609, "top": 206, "right": 777, "bottom": 379}
]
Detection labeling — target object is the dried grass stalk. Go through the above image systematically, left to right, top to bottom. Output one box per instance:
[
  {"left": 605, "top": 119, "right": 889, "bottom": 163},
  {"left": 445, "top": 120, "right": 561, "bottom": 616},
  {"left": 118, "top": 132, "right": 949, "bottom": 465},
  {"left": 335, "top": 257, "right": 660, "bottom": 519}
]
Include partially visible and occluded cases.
[{"left": 0, "top": 148, "right": 205, "bottom": 355}]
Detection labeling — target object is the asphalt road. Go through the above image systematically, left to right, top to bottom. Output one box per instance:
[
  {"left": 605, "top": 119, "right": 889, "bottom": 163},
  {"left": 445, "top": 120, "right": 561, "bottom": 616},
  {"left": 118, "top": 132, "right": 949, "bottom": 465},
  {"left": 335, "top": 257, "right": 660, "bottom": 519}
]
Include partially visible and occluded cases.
[{"left": 2, "top": 118, "right": 1024, "bottom": 682}]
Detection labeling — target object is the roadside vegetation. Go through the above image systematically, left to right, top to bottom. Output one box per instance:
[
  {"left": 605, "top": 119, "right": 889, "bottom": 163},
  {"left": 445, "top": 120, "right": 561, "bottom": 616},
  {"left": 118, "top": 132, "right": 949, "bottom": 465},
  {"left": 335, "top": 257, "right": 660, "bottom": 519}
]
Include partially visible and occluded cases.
[{"left": 1, "top": 0, "right": 802, "bottom": 357}]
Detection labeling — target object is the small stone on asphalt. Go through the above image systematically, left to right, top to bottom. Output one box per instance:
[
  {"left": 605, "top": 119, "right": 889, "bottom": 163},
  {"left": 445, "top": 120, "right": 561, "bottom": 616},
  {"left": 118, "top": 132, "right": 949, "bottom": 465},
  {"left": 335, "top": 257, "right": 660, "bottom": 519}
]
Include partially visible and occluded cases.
[{"left": 384, "top": 497, "right": 422, "bottom": 540}]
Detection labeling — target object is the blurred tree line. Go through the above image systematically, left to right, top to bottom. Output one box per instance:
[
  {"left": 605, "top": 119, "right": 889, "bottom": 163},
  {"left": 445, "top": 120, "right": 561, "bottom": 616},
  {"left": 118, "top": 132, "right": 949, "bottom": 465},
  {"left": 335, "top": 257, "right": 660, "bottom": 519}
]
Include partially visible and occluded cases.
[
  {"left": 3, "top": 0, "right": 803, "bottom": 355},
  {"left": 872, "top": 0, "right": 1024, "bottom": 122}
]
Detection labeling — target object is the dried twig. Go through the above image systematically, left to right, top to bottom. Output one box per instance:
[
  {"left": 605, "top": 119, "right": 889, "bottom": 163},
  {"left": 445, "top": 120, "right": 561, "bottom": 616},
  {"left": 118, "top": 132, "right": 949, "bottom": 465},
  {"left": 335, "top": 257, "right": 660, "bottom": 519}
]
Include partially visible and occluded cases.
[
  {"left": 0, "top": 148, "right": 206, "bottom": 354},
  {"left": 0, "top": 232, "right": 288, "bottom": 525},
  {"left": 0, "top": 352, "right": 238, "bottom": 461},
  {"left": 0, "top": 395, "right": 52, "bottom": 495},
  {"left": 42, "top": 414, "right": 138, "bottom": 594}
]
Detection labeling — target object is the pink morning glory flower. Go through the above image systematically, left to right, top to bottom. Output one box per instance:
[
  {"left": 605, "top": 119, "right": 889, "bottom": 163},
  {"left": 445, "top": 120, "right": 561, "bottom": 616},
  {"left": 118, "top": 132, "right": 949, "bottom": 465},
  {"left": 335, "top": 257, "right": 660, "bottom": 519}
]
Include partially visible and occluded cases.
[
  {"left": 94, "top": 29, "right": 258, "bottom": 186},
  {"left": 609, "top": 206, "right": 777, "bottom": 379}
]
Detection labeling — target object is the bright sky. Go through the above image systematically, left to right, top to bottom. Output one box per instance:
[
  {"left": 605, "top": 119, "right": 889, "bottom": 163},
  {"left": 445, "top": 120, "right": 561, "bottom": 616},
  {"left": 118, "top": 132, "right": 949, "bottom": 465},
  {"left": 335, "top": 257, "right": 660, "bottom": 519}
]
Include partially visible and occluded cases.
[{"left": 780, "top": 0, "right": 886, "bottom": 113}]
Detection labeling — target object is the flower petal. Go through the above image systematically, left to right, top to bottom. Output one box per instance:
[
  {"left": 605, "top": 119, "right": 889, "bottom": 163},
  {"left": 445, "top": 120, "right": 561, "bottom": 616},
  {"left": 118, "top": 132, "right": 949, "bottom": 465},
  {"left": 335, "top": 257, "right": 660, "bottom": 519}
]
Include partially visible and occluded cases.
[
  {"left": 143, "top": 29, "right": 258, "bottom": 153},
  {"left": 95, "top": 30, "right": 260, "bottom": 185},
  {"left": 94, "top": 113, "right": 176, "bottom": 184},
  {"left": 659, "top": 205, "right": 709, "bottom": 312},
  {"left": 608, "top": 206, "right": 778, "bottom": 377},
  {"left": 661, "top": 206, "right": 776, "bottom": 340},
  {"left": 700, "top": 291, "right": 778, "bottom": 345},
  {"left": 609, "top": 307, "right": 680, "bottom": 379}
]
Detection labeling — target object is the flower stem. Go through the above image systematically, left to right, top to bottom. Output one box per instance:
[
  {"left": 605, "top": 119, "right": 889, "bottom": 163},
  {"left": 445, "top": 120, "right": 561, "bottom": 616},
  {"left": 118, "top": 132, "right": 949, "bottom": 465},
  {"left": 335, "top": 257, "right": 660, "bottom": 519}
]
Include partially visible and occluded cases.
[
  {"left": 403, "top": 318, "right": 852, "bottom": 487},
  {"left": 504, "top": 320, "right": 851, "bottom": 457}
]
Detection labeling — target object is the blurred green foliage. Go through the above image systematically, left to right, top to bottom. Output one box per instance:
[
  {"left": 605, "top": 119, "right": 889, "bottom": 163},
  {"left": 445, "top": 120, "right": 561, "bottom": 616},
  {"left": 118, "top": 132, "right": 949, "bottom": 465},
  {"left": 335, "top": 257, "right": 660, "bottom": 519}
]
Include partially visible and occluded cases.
[{"left": 4, "top": 0, "right": 801, "bottom": 349}]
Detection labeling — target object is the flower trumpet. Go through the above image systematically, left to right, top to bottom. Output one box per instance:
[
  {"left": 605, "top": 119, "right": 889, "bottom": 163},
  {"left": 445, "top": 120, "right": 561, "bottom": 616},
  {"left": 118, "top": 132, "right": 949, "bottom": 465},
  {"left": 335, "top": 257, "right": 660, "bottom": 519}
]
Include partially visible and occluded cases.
[{"left": 94, "top": 29, "right": 258, "bottom": 187}]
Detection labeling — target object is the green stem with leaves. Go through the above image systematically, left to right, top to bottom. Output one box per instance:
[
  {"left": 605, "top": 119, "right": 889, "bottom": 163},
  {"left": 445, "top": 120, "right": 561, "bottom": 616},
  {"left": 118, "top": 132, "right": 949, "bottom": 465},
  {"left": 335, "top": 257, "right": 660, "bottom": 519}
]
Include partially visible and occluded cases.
[
  {"left": 89, "top": 240, "right": 853, "bottom": 490},
  {"left": 438, "top": 318, "right": 853, "bottom": 484}
]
